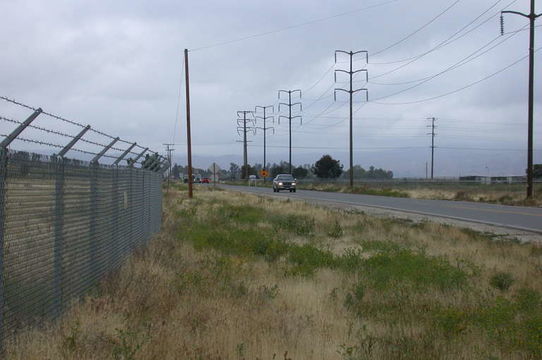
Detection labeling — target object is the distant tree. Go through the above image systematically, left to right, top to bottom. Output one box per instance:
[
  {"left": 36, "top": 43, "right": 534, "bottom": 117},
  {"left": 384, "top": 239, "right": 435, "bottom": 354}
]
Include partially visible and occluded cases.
[
  {"left": 12, "top": 151, "right": 30, "bottom": 177},
  {"left": 142, "top": 153, "right": 160, "bottom": 171},
  {"left": 312, "top": 155, "right": 343, "bottom": 179},
  {"left": 270, "top": 161, "right": 290, "bottom": 177},
  {"left": 229, "top": 163, "right": 240, "bottom": 180},
  {"left": 252, "top": 163, "right": 263, "bottom": 175},
  {"left": 172, "top": 164, "right": 181, "bottom": 179},
  {"left": 240, "top": 164, "right": 256, "bottom": 179},
  {"left": 534, "top": 164, "right": 542, "bottom": 178},
  {"left": 343, "top": 165, "right": 366, "bottom": 179},
  {"left": 365, "top": 165, "right": 394, "bottom": 179},
  {"left": 292, "top": 166, "right": 309, "bottom": 179}
]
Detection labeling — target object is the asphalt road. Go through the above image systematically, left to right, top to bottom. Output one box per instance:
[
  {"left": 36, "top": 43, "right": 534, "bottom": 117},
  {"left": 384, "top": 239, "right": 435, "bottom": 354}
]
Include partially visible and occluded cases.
[{"left": 220, "top": 185, "right": 542, "bottom": 234}]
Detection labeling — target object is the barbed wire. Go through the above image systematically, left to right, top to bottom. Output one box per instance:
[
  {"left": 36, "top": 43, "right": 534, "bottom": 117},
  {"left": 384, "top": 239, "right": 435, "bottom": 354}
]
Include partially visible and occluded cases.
[
  {"left": 0, "top": 96, "right": 155, "bottom": 154},
  {"left": 0, "top": 115, "right": 77, "bottom": 139},
  {"left": 1, "top": 115, "right": 134, "bottom": 154},
  {"left": 0, "top": 133, "right": 64, "bottom": 149},
  {"left": 0, "top": 133, "right": 132, "bottom": 161}
]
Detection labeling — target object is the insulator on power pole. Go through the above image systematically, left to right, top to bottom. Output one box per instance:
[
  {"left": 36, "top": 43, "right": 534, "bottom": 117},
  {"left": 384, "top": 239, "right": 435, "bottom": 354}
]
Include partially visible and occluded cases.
[
  {"left": 500, "top": 14, "right": 505, "bottom": 36},
  {"left": 334, "top": 50, "right": 369, "bottom": 189},
  {"left": 278, "top": 90, "right": 302, "bottom": 174},
  {"left": 236, "top": 111, "right": 256, "bottom": 180}
]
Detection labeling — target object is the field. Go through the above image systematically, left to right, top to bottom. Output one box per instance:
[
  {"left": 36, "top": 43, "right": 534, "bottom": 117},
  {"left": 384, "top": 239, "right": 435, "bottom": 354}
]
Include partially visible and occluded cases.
[
  {"left": 226, "top": 180, "right": 542, "bottom": 206},
  {"left": 6, "top": 184, "right": 542, "bottom": 359}
]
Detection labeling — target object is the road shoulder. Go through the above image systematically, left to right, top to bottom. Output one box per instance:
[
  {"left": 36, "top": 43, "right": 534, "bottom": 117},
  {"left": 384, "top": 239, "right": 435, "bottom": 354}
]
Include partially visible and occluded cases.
[{"left": 222, "top": 185, "right": 542, "bottom": 244}]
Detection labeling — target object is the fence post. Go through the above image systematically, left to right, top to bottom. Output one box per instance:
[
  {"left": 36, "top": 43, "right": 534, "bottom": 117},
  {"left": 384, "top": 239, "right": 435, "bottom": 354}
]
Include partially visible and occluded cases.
[
  {"left": 0, "top": 109, "right": 42, "bottom": 349},
  {"left": 90, "top": 137, "right": 118, "bottom": 270},
  {"left": 0, "top": 149, "right": 7, "bottom": 351},
  {"left": 53, "top": 156, "right": 65, "bottom": 318},
  {"left": 89, "top": 163, "right": 98, "bottom": 279},
  {"left": 112, "top": 166, "right": 120, "bottom": 268},
  {"left": 129, "top": 166, "right": 134, "bottom": 250}
]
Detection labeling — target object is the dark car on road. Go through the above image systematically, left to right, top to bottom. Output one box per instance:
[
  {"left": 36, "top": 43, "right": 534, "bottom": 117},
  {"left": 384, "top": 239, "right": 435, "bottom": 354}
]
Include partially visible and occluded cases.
[{"left": 273, "top": 174, "right": 296, "bottom": 192}]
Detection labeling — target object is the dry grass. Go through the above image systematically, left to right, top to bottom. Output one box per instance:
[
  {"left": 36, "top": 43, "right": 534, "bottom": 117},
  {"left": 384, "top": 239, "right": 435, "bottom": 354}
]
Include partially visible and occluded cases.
[
  {"left": 226, "top": 180, "right": 542, "bottom": 206},
  {"left": 294, "top": 182, "right": 542, "bottom": 207},
  {"left": 6, "top": 184, "right": 542, "bottom": 359}
]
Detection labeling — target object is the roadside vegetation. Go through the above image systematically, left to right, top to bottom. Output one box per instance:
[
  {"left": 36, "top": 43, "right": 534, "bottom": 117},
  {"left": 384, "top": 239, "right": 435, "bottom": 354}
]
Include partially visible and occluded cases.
[
  {"left": 224, "top": 180, "right": 542, "bottom": 206},
  {"left": 6, "top": 184, "right": 542, "bottom": 359}
]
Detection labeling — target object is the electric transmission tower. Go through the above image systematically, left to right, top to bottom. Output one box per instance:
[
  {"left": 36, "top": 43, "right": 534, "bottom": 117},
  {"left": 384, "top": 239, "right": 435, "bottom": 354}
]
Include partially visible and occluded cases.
[
  {"left": 501, "top": 1, "right": 541, "bottom": 199},
  {"left": 334, "top": 50, "right": 369, "bottom": 189},
  {"left": 278, "top": 90, "right": 302, "bottom": 174},
  {"left": 255, "top": 105, "right": 274, "bottom": 177},
  {"left": 237, "top": 110, "right": 256, "bottom": 180},
  {"left": 427, "top": 117, "right": 437, "bottom": 180},
  {"left": 163, "top": 143, "right": 176, "bottom": 190}
]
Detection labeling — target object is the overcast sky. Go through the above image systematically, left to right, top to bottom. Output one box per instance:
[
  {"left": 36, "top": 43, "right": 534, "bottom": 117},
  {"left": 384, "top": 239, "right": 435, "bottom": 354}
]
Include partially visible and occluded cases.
[{"left": 1, "top": 0, "right": 541, "bottom": 177}]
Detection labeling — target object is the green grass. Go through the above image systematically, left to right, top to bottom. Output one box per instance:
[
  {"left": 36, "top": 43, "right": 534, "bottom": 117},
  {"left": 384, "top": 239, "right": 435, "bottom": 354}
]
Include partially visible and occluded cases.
[
  {"left": 172, "top": 190, "right": 542, "bottom": 357},
  {"left": 179, "top": 197, "right": 471, "bottom": 287},
  {"left": 361, "top": 249, "right": 468, "bottom": 290}
]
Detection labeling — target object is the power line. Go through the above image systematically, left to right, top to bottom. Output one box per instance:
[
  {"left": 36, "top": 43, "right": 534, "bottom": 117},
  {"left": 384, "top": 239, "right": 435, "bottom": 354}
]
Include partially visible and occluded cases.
[
  {"left": 190, "top": 0, "right": 399, "bottom": 52},
  {"left": 370, "top": 0, "right": 516, "bottom": 70},
  {"left": 371, "top": 0, "right": 462, "bottom": 57},
  {"left": 501, "top": 0, "right": 542, "bottom": 199},
  {"left": 370, "top": 23, "right": 527, "bottom": 89},
  {"left": 373, "top": 47, "right": 537, "bottom": 105},
  {"left": 172, "top": 55, "right": 185, "bottom": 146},
  {"left": 303, "top": 63, "right": 335, "bottom": 94},
  {"left": 248, "top": 144, "right": 539, "bottom": 151}
]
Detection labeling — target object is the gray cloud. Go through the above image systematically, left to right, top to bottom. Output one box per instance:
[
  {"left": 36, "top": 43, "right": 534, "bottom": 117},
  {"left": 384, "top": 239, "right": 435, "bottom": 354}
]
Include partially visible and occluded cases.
[{"left": 0, "top": 0, "right": 540, "bottom": 176}]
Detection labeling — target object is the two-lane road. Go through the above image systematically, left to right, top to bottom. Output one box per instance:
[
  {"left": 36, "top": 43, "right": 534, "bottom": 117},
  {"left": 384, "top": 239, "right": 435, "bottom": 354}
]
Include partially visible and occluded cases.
[{"left": 220, "top": 185, "right": 542, "bottom": 235}]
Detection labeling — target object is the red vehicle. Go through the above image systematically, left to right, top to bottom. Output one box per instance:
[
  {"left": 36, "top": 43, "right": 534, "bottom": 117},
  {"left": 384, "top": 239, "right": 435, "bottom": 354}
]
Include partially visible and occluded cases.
[{"left": 201, "top": 177, "right": 210, "bottom": 184}]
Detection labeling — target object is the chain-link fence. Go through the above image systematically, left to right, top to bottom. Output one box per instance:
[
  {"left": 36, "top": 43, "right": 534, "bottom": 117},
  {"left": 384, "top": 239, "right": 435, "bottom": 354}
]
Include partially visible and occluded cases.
[{"left": 0, "top": 149, "right": 163, "bottom": 347}]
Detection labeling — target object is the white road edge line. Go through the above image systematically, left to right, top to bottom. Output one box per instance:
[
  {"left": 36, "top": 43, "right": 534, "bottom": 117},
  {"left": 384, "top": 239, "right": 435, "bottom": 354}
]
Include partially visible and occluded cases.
[{"left": 223, "top": 186, "right": 542, "bottom": 235}]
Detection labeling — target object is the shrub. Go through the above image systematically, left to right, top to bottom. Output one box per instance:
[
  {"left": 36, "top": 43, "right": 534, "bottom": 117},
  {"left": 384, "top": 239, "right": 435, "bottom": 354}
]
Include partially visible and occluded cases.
[
  {"left": 454, "top": 191, "right": 471, "bottom": 201},
  {"left": 217, "top": 204, "right": 266, "bottom": 224},
  {"left": 271, "top": 214, "right": 315, "bottom": 236},
  {"left": 326, "top": 219, "right": 344, "bottom": 238},
  {"left": 287, "top": 244, "right": 335, "bottom": 276},
  {"left": 336, "top": 248, "right": 364, "bottom": 272},
  {"left": 362, "top": 250, "right": 467, "bottom": 290},
  {"left": 490, "top": 272, "right": 514, "bottom": 291},
  {"left": 434, "top": 308, "right": 468, "bottom": 337}
]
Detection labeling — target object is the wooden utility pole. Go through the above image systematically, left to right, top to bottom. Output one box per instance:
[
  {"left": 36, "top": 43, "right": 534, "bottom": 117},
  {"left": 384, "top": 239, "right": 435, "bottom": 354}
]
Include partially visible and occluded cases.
[
  {"left": 502, "top": 0, "right": 541, "bottom": 198},
  {"left": 184, "top": 49, "right": 193, "bottom": 198}
]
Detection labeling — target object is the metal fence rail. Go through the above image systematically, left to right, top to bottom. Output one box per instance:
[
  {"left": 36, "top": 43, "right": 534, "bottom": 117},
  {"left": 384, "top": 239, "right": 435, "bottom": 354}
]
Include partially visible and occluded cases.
[
  {"left": 0, "top": 98, "right": 167, "bottom": 348},
  {"left": 0, "top": 150, "right": 162, "bottom": 344}
]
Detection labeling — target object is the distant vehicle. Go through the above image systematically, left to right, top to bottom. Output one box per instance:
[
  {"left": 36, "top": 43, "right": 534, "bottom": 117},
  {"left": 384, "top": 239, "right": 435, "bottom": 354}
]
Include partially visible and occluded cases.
[
  {"left": 272, "top": 174, "right": 296, "bottom": 192},
  {"left": 183, "top": 175, "right": 202, "bottom": 183},
  {"left": 201, "top": 177, "right": 210, "bottom": 184}
]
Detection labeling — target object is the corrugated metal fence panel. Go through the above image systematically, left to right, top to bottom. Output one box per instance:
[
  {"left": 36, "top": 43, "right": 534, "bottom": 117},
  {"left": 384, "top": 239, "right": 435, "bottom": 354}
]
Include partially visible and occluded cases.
[{"left": 0, "top": 150, "right": 162, "bottom": 345}]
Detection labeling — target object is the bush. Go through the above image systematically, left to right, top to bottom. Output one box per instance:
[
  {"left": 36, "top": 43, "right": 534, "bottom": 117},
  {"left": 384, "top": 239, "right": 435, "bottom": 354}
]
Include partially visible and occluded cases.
[
  {"left": 271, "top": 214, "right": 315, "bottom": 236},
  {"left": 326, "top": 220, "right": 343, "bottom": 238},
  {"left": 287, "top": 244, "right": 335, "bottom": 276},
  {"left": 362, "top": 250, "right": 467, "bottom": 290},
  {"left": 490, "top": 272, "right": 514, "bottom": 291},
  {"left": 344, "top": 282, "right": 365, "bottom": 315},
  {"left": 434, "top": 308, "right": 468, "bottom": 337}
]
